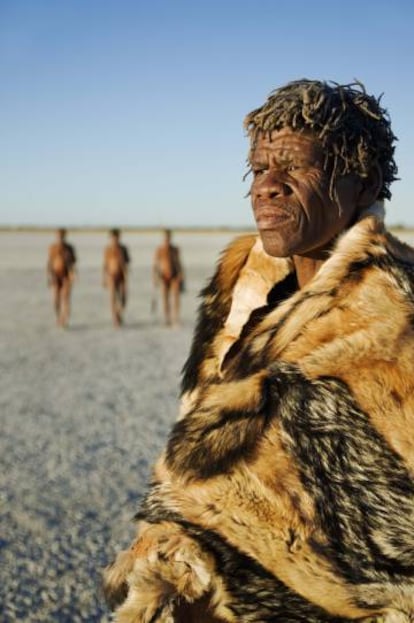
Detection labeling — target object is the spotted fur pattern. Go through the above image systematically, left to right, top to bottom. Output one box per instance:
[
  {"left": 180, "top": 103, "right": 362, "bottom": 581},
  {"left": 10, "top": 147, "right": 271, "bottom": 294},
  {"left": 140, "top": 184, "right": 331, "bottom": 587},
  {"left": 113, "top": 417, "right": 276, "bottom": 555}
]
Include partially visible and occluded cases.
[{"left": 104, "top": 208, "right": 414, "bottom": 622}]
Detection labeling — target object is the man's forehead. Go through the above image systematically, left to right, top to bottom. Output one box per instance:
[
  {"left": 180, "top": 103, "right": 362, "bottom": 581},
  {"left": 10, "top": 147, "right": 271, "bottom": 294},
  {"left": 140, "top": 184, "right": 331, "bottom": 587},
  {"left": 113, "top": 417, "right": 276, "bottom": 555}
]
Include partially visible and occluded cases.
[{"left": 250, "top": 127, "right": 323, "bottom": 159}]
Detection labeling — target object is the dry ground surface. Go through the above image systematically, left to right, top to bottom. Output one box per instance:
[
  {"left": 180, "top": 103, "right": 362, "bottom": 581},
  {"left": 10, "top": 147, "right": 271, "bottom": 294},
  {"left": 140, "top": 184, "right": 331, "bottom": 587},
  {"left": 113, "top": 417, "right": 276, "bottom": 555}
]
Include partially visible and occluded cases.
[
  {"left": 1, "top": 228, "right": 413, "bottom": 622},
  {"left": 0, "top": 230, "right": 236, "bottom": 622}
]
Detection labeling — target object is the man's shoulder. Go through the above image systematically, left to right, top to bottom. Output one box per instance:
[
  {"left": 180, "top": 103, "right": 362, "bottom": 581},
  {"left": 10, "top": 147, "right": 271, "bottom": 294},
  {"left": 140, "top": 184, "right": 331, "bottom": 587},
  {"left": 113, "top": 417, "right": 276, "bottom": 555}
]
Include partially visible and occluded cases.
[
  {"left": 385, "top": 230, "right": 414, "bottom": 267},
  {"left": 181, "top": 233, "right": 291, "bottom": 396},
  {"left": 221, "top": 233, "right": 258, "bottom": 256},
  {"left": 196, "top": 234, "right": 262, "bottom": 322},
  {"left": 214, "top": 234, "right": 258, "bottom": 286}
]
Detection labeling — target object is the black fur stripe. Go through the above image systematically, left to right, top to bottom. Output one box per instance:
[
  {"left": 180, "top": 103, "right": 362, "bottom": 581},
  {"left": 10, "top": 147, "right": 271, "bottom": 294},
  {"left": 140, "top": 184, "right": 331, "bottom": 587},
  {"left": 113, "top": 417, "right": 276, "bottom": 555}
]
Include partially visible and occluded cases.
[
  {"left": 181, "top": 238, "right": 255, "bottom": 394},
  {"left": 181, "top": 272, "right": 229, "bottom": 394},
  {"left": 222, "top": 272, "right": 299, "bottom": 375},
  {"left": 168, "top": 360, "right": 414, "bottom": 585},
  {"left": 270, "top": 363, "right": 414, "bottom": 583},
  {"left": 166, "top": 376, "right": 272, "bottom": 478},
  {"left": 138, "top": 496, "right": 353, "bottom": 622}
]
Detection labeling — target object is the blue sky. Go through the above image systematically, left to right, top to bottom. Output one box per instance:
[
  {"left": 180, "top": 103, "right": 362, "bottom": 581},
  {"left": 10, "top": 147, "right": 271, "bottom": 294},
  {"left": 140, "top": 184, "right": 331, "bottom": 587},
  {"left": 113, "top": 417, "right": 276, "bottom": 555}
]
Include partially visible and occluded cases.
[{"left": 1, "top": 0, "right": 413, "bottom": 227}]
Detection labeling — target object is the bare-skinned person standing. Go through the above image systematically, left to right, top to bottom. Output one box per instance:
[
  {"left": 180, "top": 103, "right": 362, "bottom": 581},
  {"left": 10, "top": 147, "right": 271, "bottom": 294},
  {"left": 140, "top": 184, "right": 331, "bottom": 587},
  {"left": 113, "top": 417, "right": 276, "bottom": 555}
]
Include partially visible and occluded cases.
[
  {"left": 47, "top": 228, "right": 77, "bottom": 327},
  {"left": 103, "top": 229, "right": 130, "bottom": 326},
  {"left": 153, "top": 229, "right": 184, "bottom": 326}
]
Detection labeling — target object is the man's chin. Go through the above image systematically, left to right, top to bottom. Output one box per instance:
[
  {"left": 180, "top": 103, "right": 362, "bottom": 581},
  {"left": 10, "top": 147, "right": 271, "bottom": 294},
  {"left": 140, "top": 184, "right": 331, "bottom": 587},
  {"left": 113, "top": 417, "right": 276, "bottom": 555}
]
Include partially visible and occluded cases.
[{"left": 259, "top": 230, "right": 291, "bottom": 258}]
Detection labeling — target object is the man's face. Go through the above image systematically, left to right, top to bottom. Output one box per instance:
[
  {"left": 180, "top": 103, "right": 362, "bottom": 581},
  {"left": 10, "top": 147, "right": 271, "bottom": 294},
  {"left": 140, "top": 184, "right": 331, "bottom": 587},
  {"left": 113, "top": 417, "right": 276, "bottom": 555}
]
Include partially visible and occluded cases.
[{"left": 249, "top": 128, "right": 363, "bottom": 258}]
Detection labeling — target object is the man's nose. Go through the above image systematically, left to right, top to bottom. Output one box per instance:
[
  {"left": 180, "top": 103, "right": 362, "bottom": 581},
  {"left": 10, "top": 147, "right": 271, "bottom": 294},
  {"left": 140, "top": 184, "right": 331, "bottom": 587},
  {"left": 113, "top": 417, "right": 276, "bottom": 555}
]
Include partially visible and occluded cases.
[{"left": 254, "top": 171, "right": 291, "bottom": 199}]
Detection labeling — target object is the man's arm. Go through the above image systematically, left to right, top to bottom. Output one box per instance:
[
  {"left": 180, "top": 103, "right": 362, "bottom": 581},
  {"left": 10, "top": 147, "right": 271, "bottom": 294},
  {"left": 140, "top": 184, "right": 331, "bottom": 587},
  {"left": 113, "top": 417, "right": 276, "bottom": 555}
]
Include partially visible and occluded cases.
[
  {"left": 66, "top": 244, "right": 77, "bottom": 281},
  {"left": 69, "top": 244, "right": 77, "bottom": 265},
  {"left": 121, "top": 245, "right": 130, "bottom": 278},
  {"left": 123, "top": 245, "right": 130, "bottom": 266},
  {"left": 47, "top": 246, "right": 54, "bottom": 286},
  {"left": 102, "top": 247, "right": 109, "bottom": 287},
  {"left": 174, "top": 247, "right": 184, "bottom": 279},
  {"left": 174, "top": 247, "right": 186, "bottom": 293},
  {"left": 153, "top": 248, "right": 161, "bottom": 286}
]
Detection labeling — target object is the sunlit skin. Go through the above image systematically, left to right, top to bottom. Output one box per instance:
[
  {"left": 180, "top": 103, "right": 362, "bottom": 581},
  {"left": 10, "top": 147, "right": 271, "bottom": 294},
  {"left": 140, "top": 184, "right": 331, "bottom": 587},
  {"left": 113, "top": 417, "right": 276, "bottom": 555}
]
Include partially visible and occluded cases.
[
  {"left": 250, "top": 128, "right": 381, "bottom": 287},
  {"left": 47, "top": 229, "right": 77, "bottom": 327},
  {"left": 103, "top": 230, "right": 130, "bottom": 327},
  {"left": 153, "top": 230, "right": 184, "bottom": 326}
]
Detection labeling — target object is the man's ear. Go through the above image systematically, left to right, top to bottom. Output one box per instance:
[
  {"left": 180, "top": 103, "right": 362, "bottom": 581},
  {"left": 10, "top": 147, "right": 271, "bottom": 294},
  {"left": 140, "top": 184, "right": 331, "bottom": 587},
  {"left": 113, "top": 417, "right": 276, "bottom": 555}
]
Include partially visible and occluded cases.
[{"left": 357, "top": 163, "right": 383, "bottom": 208}]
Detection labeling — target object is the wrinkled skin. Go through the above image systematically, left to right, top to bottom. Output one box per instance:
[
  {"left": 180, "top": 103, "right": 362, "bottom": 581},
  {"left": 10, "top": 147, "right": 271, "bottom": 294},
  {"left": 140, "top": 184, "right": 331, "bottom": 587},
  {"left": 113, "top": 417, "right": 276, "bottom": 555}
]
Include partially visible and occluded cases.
[{"left": 250, "top": 128, "right": 380, "bottom": 286}]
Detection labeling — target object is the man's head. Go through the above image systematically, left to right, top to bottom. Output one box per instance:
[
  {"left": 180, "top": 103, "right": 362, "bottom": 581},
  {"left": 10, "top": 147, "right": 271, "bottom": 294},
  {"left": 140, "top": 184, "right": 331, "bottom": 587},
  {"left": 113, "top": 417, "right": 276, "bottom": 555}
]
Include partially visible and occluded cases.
[
  {"left": 245, "top": 79, "right": 397, "bottom": 201},
  {"left": 245, "top": 80, "right": 398, "bottom": 258},
  {"left": 57, "top": 228, "right": 66, "bottom": 242},
  {"left": 110, "top": 228, "right": 120, "bottom": 241},
  {"left": 164, "top": 229, "right": 172, "bottom": 242}
]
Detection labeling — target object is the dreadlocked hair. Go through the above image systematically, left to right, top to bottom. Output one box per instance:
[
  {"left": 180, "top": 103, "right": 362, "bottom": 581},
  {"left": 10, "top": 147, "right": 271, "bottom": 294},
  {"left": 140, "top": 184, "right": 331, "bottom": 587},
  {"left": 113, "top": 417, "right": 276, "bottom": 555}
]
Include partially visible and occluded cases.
[{"left": 244, "top": 79, "right": 398, "bottom": 200}]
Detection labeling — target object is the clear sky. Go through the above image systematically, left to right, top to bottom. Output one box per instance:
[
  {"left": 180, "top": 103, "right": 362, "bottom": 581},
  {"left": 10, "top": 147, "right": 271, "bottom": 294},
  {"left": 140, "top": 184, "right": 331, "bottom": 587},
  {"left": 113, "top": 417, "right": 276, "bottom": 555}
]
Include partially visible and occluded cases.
[{"left": 1, "top": 0, "right": 413, "bottom": 227}]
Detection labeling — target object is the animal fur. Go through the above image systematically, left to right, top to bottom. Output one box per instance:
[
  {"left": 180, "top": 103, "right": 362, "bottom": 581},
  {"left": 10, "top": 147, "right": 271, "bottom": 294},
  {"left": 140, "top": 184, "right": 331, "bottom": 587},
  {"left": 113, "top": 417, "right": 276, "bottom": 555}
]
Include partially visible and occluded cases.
[{"left": 104, "top": 205, "right": 414, "bottom": 622}]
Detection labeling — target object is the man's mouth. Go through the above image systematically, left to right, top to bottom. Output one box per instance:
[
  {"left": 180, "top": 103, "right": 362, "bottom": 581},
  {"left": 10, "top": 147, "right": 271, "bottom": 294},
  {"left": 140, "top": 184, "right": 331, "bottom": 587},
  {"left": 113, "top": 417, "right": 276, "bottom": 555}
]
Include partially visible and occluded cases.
[{"left": 254, "top": 205, "right": 291, "bottom": 228}]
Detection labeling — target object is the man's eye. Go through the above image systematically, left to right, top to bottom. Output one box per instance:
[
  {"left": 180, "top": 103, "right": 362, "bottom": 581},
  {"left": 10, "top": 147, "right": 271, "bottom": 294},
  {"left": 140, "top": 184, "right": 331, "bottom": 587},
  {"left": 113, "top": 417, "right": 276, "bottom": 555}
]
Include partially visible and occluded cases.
[{"left": 253, "top": 168, "right": 266, "bottom": 177}]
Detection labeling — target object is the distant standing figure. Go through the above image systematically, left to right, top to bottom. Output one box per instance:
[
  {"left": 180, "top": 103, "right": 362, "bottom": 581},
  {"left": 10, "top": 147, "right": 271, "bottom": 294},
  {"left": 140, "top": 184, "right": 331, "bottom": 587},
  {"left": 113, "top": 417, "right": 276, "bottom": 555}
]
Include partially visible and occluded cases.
[
  {"left": 47, "top": 228, "right": 77, "bottom": 327},
  {"left": 103, "top": 229, "right": 130, "bottom": 326},
  {"left": 153, "top": 229, "right": 184, "bottom": 326}
]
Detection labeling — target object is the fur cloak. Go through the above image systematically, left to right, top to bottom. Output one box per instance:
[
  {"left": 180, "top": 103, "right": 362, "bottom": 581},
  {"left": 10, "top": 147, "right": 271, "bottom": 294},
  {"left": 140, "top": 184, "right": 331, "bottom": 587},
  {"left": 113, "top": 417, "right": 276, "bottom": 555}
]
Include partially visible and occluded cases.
[{"left": 104, "top": 205, "right": 414, "bottom": 622}]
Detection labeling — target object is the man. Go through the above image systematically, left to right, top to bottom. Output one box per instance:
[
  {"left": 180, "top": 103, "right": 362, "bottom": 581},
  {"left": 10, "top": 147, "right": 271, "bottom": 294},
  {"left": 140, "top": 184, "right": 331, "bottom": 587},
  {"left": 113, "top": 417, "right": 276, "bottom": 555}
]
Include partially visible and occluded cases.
[
  {"left": 105, "top": 81, "right": 414, "bottom": 622},
  {"left": 47, "top": 228, "right": 77, "bottom": 327},
  {"left": 103, "top": 228, "right": 130, "bottom": 326},
  {"left": 153, "top": 229, "right": 184, "bottom": 326}
]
